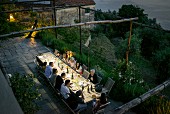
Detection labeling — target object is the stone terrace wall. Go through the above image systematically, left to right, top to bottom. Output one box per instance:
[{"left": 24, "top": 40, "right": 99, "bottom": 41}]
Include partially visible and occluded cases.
[
  {"left": 56, "top": 5, "right": 95, "bottom": 25},
  {"left": 0, "top": 69, "right": 23, "bottom": 114}
]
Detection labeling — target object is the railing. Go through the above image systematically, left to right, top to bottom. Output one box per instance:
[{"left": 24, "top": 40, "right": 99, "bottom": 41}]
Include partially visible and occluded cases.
[{"left": 113, "top": 79, "right": 170, "bottom": 114}]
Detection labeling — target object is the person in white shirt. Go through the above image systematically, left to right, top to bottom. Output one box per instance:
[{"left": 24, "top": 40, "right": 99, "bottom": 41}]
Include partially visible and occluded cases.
[
  {"left": 69, "top": 57, "right": 76, "bottom": 69},
  {"left": 45, "top": 62, "right": 54, "bottom": 78},
  {"left": 60, "top": 80, "right": 71, "bottom": 99}
]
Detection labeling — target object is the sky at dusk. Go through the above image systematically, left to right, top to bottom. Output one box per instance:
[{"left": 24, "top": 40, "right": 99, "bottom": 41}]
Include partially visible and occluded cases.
[{"left": 94, "top": 0, "right": 170, "bottom": 30}]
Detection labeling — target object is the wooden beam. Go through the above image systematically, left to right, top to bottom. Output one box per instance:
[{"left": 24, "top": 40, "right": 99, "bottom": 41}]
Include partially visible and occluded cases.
[
  {"left": 0, "top": 0, "right": 52, "bottom": 5},
  {"left": 0, "top": 9, "right": 32, "bottom": 13},
  {"left": 0, "top": 17, "right": 138, "bottom": 38},
  {"left": 133, "top": 22, "right": 170, "bottom": 33},
  {"left": 113, "top": 79, "right": 170, "bottom": 114}
]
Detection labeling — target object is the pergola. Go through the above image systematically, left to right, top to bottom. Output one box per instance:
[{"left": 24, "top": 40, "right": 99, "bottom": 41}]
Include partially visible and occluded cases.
[{"left": 1, "top": 1, "right": 170, "bottom": 114}]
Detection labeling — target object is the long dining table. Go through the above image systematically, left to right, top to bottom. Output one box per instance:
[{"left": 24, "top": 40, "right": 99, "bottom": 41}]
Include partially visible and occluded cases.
[{"left": 37, "top": 52, "right": 101, "bottom": 103}]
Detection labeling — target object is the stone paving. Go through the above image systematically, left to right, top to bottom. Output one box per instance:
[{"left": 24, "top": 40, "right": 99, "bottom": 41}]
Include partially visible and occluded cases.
[{"left": 0, "top": 37, "right": 135, "bottom": 114}]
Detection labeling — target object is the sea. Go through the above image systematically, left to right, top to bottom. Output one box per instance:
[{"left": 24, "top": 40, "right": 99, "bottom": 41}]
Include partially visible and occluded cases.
[{"left": 94, "top": 0, "right": 170, "bottom": 30}]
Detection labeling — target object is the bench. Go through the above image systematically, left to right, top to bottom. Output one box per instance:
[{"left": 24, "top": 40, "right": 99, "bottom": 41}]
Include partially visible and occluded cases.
[
  {"left": 36, "top": 66, "right": 77, "bottom": 114},
  {"left": 95, "top": 102, "right": 111, "bottom": 114}
]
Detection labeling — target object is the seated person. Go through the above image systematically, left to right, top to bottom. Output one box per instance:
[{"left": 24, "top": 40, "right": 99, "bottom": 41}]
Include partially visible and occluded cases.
[
  {"left": 54, "top": 49, "right": 59, "bottom": 56},
  {"left": 54, "top": 50, "right": 63, "bottom": 59},
  {"left": 57, "top": 52, "right": 63, "bottom": 60},
  {"left": 62, "top": 53, "right": 68, "bottom": 62},
  {"left": 68, "top": 57, "right": 76, "bottom": 69},
  {"left": 42, "top": 62, "right": 47, "bottom": 71},
  {"left": 45, "top": 62, "right": 54, "bottom": 78},
  {"left": 76, "top": 62, "right": 83, "bottom": 74},
  {"left": 50, "top": 68, "right": 58, "bottom": 86},
  {"left": 88, "top": 69, "right": 98, "bottom": 84},
  {"left": 54, "top": 73, "right": 66, "bottom": 91},
  {"left": 60, "top": 80, "right": 71, "bottom": 99},
  {"left": 67, "top": 90, "right": 87, "bottom": 112},
  {"left": 92, "top": 93, "right": 107, "bottom": 113}
]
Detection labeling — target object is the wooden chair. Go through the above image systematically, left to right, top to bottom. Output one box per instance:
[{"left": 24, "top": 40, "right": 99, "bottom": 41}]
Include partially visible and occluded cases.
[
  {"left": 35, "top": 56, "right": 43, "bottom": 67},
  {"left": 34, "top": 57, "right": 43, "bottom": 72},
  {"left": 82, "top": 64, "right": 88, "bottom": 72},
  {"left": 82, "top": 69, "right": 90, "bottom": 79},
  {"left": 38, "top": 70, "right": 61, "bottom": 95},
  {"left": 96, "top": 76, "right": 102, "bottom": 85},
  {"left": 102, "top": 78, "right": 115, "bottom": 95},
  {"left": 61, "top": 99, "right": 76, "bottom": 114},
  {"left": 95, "top": 102, "right": 111, "bottom": 114}
]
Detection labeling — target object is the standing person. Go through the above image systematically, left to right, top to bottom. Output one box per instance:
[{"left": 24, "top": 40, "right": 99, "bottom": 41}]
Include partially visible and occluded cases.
[
  {"left": 27, "top": 19, "right": 38, "bottom": 38},
  {"left": 45, "top": 62, "right": 54, "bottom": 78},
  {"left": 88, "top": 69, "right": 98, "bottom": 84},
  {"left": 54, "top": 73, "right": 66, "bottom": 91},
  {"left": 60, "top": 80, "right": 71, "bottom": 99},
  {"left": 92, "top": 93, "right": 107, "bottom": 113}
]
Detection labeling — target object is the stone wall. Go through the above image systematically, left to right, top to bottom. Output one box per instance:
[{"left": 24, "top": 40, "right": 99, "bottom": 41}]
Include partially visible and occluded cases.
[
  {"left": 17, "top": 5, "right": 95, "bottom": 27},
  {"left": 56, "top": 5, "right": 95, "bottom": 25},
  {"left": 37, "top": 11, "right": 53, "bottom": 26},
  {"left": 0, "top": 69, "right": 23, "bottom": 114}
]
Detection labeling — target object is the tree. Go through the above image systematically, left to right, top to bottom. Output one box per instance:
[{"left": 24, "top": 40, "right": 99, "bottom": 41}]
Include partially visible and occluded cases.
[
  {"left": 0, "top": 2, "right": 25, "bottom": 36},
  {"left": 0, "top": 5, "right": 10, "bottom": 35},
  {"left": 118, "top": 5, "right": 148, "bottom": 23}
]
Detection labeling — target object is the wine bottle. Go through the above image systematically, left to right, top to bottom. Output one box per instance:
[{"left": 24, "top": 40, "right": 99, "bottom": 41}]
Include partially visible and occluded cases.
[
  {"left": 58, "top": 62, "right": 60, "bottom": 67},
  {"left": 67, "top": 67, "right": 69, "bottom": 73},
  {"left": 71, "top": 72, "right": 74, "bottom": 79},
  {"left": 87, "top": 85, "right": 90, "bottom": 93},
  {"left": 91, "top": 85, "right": 93, "bottom": 92}
]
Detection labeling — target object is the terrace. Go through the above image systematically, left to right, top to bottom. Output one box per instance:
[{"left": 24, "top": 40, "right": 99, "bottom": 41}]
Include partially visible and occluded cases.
[{"left": 0, "top": 37, "right": 135, "bottom": 114}]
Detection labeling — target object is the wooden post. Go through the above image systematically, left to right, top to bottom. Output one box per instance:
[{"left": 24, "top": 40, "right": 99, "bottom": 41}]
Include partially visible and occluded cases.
[
  {"left": 53, "top": 0, "right": 57, "bottom": 38},
  {"left": 126, "top": 21, "right": 133, "bottom": 66},
  {"left": 88, "top": 46, "right": 90, "bottom": 71}
]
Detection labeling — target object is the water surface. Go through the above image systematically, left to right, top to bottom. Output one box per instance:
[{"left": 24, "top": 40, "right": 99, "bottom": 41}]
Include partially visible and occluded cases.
[{"left": 94, "top": 0, "right": 170, "bottom": 30}]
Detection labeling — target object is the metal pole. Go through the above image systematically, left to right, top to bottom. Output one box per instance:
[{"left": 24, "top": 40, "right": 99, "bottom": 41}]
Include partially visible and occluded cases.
[{"left": 79, "top": 6, "right": 82, "bottom": 55}]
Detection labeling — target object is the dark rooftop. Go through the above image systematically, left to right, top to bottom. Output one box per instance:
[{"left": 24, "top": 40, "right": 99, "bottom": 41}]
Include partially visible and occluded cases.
[{"left": 55, "top": 0, "right": 95, "bottom": 6}]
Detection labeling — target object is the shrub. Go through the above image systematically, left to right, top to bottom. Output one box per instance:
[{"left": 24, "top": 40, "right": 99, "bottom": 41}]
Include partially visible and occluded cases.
[
  {"left": 57, "top": 27, "right": 80, "bottom": 43},
  {"left": 116, "top": 28, "right": 142, "bottom": 59},
  {"left": 152, "top": 47, "right": 170, "bottom": 83},
  {"left": 111, "top": 60, "right": 148, "bottom": 102},
  {"left": 10, "top": 73, "right": 41, "bottom": 114},
  {"left": 134, "top": 96, "right": 170, "bottom": 114},
  {"left": 148, "top": 97, "right": 170, "bottom": 114}
]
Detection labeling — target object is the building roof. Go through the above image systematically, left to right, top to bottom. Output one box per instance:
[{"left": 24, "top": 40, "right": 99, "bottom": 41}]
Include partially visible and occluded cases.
[
  {"left": 17, "top": 0, "right": 95, "bottom": 9},
  {"left": 55, "top": 0, "right": 95, "bottom": 6}
]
